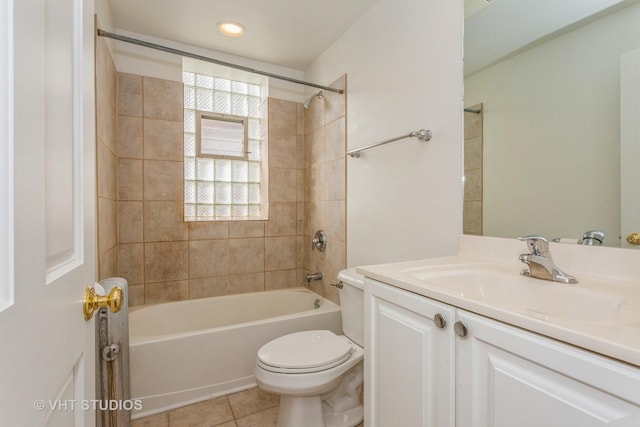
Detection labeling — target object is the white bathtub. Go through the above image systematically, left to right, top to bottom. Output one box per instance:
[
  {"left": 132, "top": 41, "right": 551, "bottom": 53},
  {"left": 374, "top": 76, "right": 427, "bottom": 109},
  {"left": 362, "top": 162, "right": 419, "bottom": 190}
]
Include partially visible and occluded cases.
[{"left": 128, "top": 287, "right": 342, "bottom": 418}]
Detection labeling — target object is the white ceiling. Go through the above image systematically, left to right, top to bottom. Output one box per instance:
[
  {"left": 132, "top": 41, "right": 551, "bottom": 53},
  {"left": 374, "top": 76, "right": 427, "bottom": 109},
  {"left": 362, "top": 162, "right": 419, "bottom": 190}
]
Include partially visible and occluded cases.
[
  {"left": 107, "top": 0, "right": 379, "bottom": 70},
  {"left": 108, "top": 0, "right": 638, "bottom": 77},
  {"left": 464, "top": 0, "right": 635, "bottom": 76}
]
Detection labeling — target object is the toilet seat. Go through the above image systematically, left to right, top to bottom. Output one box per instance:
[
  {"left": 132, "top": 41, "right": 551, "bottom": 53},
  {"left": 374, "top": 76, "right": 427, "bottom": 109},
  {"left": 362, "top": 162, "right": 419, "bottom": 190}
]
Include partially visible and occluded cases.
[{"left": 257, "top": 330, "right": 354, "bottom": 374}]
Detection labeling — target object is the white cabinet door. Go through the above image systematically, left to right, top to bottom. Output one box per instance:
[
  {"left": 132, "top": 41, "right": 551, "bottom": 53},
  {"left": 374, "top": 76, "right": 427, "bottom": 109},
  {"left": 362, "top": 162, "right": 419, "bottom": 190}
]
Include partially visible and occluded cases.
[
  {"left": 0, "top": 0, "right": 97, "bottom": 425},
  {"left": 365, "top": 279, "right": 455, "bottom": 427},
  {"left": 456, "top": 310, "right": 640, "bottom": 427}
]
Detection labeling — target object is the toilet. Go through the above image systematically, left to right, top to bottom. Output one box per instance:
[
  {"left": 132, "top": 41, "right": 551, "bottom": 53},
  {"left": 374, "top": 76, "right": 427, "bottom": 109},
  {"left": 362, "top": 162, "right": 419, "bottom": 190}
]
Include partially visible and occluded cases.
[{"left": 255, "top": 269, "right": 364, "bottom": 427}]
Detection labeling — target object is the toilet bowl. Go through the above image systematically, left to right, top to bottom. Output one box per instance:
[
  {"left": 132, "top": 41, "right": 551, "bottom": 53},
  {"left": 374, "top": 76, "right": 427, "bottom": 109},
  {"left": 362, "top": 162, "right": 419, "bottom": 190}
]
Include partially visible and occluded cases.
[{"left": 254, "top": 269, "right": 365, "bottom": 427}]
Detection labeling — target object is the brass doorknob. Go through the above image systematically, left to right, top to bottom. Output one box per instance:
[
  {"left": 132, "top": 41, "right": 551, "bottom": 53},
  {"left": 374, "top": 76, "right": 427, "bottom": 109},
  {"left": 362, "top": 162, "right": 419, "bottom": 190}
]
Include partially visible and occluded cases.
[
  {"left": 627, "top": 233, "right": 640, "bottom": 245},
  {"left": 83, "top": 286, "right": 123, "bottom": 320}
]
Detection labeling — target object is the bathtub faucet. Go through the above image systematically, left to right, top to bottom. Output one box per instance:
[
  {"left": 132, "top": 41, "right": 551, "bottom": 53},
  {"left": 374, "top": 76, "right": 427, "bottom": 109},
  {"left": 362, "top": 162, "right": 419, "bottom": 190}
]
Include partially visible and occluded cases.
[{"left": 306, "top": 272, "right": 323, "bottom": 283}]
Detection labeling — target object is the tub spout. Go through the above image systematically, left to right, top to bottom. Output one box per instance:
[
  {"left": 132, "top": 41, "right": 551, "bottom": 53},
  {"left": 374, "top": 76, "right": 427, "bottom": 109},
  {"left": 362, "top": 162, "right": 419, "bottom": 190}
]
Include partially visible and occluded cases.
[{"left": 306, "top": 272, "right": 323, "bottom": 283}]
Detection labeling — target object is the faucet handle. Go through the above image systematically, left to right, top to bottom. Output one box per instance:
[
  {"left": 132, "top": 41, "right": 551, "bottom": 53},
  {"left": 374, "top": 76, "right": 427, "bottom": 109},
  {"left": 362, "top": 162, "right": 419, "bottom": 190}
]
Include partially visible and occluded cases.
[
  {"left": 311, "top": 230, "right": 327, "bottom": 252},
  {"left": 580, "top": 230, "right": 605, "bottom": 246},
  {"left": 518, "top": 235, "right": 551, "bottom": 258}
]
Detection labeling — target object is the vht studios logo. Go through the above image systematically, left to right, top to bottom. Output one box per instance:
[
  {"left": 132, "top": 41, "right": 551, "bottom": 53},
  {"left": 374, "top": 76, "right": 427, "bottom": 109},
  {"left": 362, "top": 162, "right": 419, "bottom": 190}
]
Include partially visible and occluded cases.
[{"left": 33, "top": 399, "right": 143, "bottom": 411}]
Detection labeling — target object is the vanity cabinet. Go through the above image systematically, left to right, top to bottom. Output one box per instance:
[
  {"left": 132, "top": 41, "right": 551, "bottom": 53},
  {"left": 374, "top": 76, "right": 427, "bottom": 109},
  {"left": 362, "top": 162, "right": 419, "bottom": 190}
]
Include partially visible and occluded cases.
[
  {"left": 365, "top": 278, "right": 640, "bottom": 427},
  {"left": 365, "top": 278, "right": 456, "bottom": 427},
  {"left": 455, "top": 310, "right": 640, "bottom": 427}
]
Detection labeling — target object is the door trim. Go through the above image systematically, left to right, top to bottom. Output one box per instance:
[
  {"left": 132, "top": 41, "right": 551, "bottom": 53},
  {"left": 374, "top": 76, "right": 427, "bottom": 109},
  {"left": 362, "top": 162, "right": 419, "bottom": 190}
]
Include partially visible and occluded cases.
[{"left": 0, "top": 0, "right": 13, "bottom": 310}]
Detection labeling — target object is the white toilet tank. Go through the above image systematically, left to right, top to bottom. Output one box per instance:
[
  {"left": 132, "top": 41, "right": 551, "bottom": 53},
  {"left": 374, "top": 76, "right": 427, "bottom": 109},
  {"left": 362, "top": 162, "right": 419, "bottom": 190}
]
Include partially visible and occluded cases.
[{"left": 337, "top": 269, "right": 365, "bottom": 347}]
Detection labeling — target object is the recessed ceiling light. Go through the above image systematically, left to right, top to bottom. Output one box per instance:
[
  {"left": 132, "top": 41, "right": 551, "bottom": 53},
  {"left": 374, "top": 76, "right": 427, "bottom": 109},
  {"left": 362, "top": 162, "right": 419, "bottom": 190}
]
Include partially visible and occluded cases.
[{"left": 217, "top": 21, "right": 246, "bottom": 37}]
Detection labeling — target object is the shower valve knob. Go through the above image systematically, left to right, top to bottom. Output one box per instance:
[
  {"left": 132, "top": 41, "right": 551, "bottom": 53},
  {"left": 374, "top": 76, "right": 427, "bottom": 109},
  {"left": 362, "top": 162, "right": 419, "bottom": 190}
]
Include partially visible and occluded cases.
[{"left": 312, "top": 230, "right": 327, "bottom": 251}]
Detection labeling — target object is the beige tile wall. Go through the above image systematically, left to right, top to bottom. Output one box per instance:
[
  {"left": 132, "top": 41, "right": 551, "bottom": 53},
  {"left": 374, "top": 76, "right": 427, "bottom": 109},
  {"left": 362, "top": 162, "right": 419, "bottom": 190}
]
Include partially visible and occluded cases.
[
  {"left": 96, "top": 33, "right": 118, "bottom": 280},
  {"left": 117, "top": 74, "right": 304, "bottom": 306},
  {"left": 303, "top": 76, "right": 347, "bottom": 304},
  {"left": 463, "top": 103, "right": 483, "bottom": 235}
]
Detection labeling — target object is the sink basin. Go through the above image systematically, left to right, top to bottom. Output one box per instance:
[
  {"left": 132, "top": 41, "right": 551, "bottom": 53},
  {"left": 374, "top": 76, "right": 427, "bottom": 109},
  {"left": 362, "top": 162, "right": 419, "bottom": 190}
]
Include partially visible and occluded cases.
[
  {"left": 357, "top": 240, "right": 640, "bottom": 366},
  {"left": 402, "top": 265, "right": 639, "bottom": 326}
]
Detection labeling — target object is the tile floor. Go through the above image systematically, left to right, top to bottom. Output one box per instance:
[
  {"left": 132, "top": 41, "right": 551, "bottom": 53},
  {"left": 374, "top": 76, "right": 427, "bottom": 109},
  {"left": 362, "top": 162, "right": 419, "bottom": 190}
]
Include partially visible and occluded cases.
[
  {"left": 131, "top": 386, "right": 365, "bottom": 427},
  {"left": 131, "top": 387, "right": 280, "bottom": 427}
]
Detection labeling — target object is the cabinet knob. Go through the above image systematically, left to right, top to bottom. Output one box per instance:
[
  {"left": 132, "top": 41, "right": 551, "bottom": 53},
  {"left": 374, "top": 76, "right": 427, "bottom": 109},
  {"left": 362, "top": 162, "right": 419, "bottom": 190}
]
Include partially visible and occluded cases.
[
  {"left": 627, "top": 233, "right": 640, "bottom": 245},
  {"left": 434, "top": 313, "right": 447, "bottom": 329},
  {"left": 454, "top": 321, "right": 468, "bottom": 338}
]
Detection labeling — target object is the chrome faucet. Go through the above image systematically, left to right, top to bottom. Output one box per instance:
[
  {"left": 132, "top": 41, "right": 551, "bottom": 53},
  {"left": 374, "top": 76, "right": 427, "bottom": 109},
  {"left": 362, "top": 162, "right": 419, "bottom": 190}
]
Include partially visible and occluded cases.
[
  {"left": 579, "top": 230, "right": 605, "bottom": 246},
  {"left": 518, "top": 235, "right": 578, "bottom": 284},
  {"left": 305, "top": 272, "right": 323, "bottom": 283}
]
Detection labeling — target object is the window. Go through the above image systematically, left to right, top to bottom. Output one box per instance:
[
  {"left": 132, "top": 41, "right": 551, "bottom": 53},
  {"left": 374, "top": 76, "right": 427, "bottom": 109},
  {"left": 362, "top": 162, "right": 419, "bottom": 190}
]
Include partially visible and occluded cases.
[
  {"left": 183, "top": 71, "right": 265, "bottom": 221},
  {"left": 196, "top": 112, "right": 248, "bottom": 159}
]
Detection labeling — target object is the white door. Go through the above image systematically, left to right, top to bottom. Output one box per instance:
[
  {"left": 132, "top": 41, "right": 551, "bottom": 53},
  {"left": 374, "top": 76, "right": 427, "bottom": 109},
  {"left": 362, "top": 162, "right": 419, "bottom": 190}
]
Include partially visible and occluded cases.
[
  {"left": 0, "top": 0, "right": 97, "bottom": 425},
  {"left": 621, "top": 48, "right": 640, "bottom": 249},
  {"left": 365, "top": 279, "right": 455, "bottom": 427},
  {"left": 456, "top": 311, "right": 640, "bottom": 427}
]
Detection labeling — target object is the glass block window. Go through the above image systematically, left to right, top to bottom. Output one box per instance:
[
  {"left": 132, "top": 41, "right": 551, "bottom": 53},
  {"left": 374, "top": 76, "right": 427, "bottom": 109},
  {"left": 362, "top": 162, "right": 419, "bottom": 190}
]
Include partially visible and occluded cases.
[{"left": 183, "top": 71, "right": 264, "bottom": 220}]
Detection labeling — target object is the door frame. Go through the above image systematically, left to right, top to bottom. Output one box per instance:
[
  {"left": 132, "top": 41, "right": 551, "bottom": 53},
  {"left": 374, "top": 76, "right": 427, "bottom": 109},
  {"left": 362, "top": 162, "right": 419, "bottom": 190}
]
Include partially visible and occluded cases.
[{"left": 620, "top": 48, "right": 640, "bottom": 249}]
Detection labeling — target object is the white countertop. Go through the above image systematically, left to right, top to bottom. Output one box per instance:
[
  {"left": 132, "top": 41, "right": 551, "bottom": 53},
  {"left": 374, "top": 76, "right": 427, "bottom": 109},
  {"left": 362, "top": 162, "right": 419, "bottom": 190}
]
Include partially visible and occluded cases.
[{"left": 356, "top": 235, "right": 640, "bottom": 367}]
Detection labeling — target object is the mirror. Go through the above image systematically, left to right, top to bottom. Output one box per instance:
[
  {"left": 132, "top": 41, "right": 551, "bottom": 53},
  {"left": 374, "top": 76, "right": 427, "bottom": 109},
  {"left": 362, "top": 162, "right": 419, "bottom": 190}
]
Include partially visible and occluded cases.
[{"left": 463, "top": 0, "right": 640, "bottom": 248}]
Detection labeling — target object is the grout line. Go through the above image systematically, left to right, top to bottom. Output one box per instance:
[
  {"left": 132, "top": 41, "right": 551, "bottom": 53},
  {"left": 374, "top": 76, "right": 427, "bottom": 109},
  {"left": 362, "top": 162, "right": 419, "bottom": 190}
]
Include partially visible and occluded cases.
[
  {"left": 140, "top": 77, "right": 146, "bottom": 304},
  {"left": 226, "top": 395, "right": 238, "bottom": 421}
]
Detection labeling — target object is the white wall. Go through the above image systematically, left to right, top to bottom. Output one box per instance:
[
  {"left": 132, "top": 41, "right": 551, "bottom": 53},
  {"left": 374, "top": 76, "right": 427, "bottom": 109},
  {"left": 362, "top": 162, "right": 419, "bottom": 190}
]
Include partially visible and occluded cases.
[
  {"left": 95, "top": 0, "right": 114, "bottom": 31},
  {"left": 305, "top": 0, "right": 464, "bottom": 266},
  {"left": 465, "top": 2, "right": 640, "bottom": 245}
]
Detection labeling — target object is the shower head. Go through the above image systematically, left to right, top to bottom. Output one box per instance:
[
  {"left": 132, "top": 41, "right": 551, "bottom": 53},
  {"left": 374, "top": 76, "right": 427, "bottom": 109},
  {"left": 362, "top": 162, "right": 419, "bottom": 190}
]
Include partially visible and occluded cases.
[{"left": 303, "top": 91, "right": 324, "bottom": 109}]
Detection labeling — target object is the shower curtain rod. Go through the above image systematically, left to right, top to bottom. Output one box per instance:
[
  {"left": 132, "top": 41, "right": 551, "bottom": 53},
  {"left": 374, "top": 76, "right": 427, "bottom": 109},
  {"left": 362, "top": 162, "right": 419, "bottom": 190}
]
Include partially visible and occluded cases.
[{"left": 96, "top": 29, "right": 344, "bottom": 95}]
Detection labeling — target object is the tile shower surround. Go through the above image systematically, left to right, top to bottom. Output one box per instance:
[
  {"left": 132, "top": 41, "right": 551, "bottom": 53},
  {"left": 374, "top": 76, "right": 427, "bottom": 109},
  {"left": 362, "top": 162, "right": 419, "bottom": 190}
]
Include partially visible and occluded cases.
[
  {"left": 96, "top": 32, "right": 119, "bottom": 281},
  {"left": 112, "top": 69, "right": 347, "bottom": 306},
  {"left": 302, "top": 76, "right": 347, "bottom": 304},
  {"left": 463, "top": 103, "right": 483, "bottom": 235}
]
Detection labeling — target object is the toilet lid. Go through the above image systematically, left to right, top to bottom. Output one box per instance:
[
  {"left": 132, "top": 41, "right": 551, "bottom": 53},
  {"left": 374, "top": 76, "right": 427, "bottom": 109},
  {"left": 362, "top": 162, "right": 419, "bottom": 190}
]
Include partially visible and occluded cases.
[{"left": 257, "top": 330, "right": 353, "bottom": 371}]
